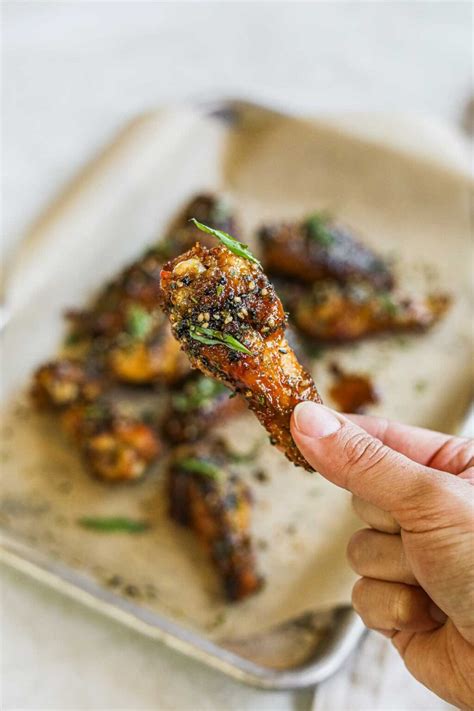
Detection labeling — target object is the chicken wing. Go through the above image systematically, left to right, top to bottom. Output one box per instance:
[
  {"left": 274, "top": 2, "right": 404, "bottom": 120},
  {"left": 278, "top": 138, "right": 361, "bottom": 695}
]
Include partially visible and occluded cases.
[
  {"left": 258, "top": 213, "right": 393, "bottom": 289},
  {"left": 160, "top": 223, "right": 322, "bottom": 471},
  {"left": 293, "top": 280, "right": 451, "bottom": 342},
  {"left": 32, "top": 359, "right": 160, "bottom": 482},
  {"left": 162, "top": 373, "right": 244, "bottom": 444},
  {"left": 61, "top": 402, "right": 160, "bottom": 483},
  {"left": 168, "top": 440, "right": 263, "bottom": 601}
]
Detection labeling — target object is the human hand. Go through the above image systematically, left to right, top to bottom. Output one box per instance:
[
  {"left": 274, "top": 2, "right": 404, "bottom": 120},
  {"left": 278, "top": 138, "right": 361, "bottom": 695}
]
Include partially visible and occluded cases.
[{"left": 291, "top": 402, "right": 474, "bottom": 709}]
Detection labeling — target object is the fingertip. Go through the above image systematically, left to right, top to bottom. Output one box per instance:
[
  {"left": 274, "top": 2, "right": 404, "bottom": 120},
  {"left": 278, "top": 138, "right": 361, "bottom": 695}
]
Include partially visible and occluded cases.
[{"left": 292, "top": 402, "right": 342, "bottom": 439}]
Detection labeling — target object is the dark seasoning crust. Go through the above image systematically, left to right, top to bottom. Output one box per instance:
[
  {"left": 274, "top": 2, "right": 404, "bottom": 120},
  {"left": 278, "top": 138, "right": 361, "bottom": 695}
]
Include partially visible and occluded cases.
[{"left": 160, "top": 240, "right": 322, "bottom": 472}]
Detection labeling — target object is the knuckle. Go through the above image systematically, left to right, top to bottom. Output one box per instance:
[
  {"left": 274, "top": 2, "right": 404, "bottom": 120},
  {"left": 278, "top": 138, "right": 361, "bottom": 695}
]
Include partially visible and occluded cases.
[
  {"left": 338, "top": 430, "right": 388, "bottom": 482},
  {"left": 346, "top": 529, "right": 369, "bottom": 572},
  {"left": 351, "top": 577, "right": 366, "bottom": 612},
  {"left": 393, "top": 585, "right": 414, "bottom": 628}
]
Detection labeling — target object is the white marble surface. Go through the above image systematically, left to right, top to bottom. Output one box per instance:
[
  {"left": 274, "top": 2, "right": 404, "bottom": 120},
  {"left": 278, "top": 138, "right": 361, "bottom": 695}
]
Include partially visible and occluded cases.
[{"left": 2, "top": 3, "right": 471, "bottom": 710}]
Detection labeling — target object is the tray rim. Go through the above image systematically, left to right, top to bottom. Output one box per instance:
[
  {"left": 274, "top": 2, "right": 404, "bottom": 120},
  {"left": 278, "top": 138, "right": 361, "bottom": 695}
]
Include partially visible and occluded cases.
[
  {"left": 2, "top": 97, "right": 471, "bottom": 690},
  {"left": 0, "top": 531, "right": 366, "bottom": 690}
]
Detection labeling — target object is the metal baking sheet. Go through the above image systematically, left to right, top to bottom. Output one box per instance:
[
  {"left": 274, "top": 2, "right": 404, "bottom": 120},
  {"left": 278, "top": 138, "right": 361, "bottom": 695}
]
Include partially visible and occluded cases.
[{"left": 1, "top": 100, "right": 472, "bottom": 689}]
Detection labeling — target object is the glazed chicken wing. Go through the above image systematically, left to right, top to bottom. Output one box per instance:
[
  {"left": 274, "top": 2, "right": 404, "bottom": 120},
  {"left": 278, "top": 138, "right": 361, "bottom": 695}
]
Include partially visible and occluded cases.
[
  {"left": 258, "top": 213, "right": 393, "bottom": 289},
  {"left": 160, "top": 223, "right": 322, "bottom": 471},
  {"left": 293, "top": 280, "right": 451, "bottom": 342},
  {"left": 32, "top": 359, "right": 160, "bottom": 482},
  {"left": 61, "top": 402, "right": 160, "bottom": 483},
  {"left": 168, "top": 440, "right": 263, "bottom": 601}
]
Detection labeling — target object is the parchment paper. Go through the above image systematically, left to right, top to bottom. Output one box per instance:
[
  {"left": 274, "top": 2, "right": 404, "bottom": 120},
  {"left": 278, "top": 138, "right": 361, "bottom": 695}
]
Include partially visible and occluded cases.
[{"left": 1, "top": 104, "right": 472, "bottom": 641}]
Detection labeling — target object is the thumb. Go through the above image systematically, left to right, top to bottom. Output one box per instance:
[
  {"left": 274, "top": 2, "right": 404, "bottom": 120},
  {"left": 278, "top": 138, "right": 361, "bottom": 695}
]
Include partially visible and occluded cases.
[{"left": 291, "top": 402, "right": 449, "bottom": 526}]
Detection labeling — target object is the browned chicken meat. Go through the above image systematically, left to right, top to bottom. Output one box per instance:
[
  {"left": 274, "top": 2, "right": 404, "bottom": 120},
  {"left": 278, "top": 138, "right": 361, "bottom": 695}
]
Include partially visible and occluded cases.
[
  {"left": 258, "top": 212, "right": 393, "bottom": 289},
  {"left": 160, "top": 222, "right": 322, "bottom": 471},
  {"left": 293, "top": 280, "right": 451, "bottom": 343},
  {"left": 32, "top": 359, "right": 160, "bottom": 482},
  {"left": 162, "top": 373, "right": 244, "bottom": 444},
  {"left": 168, "top": 440, "right": 263, "bottom": 601}
]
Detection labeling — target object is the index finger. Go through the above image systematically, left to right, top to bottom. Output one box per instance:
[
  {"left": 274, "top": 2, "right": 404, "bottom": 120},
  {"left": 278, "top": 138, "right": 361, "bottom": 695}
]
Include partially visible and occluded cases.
[{"left": 346, "top": 414, "right": 473, "bottom": 475}]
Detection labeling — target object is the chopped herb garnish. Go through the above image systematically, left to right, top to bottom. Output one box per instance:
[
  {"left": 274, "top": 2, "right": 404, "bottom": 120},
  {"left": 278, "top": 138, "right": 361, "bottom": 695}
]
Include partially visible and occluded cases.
[
  {"left": 305, "top": 212, "right": 335, "bottom": 247},
  {"left": 190, "top": 219, "right": 261, "bottom": 267},
  {"left": 216, "top": 284, "right": 224, "bottom": 297},
  {"left": 379, "top": 293, "right": 398, "bottom": 316},
  {"left": 126, "top": 305, "right": 153, "bottom": 340},
  {"left": 189, "top": 325, "right": 253, "bottom": 355},
  {"left": 64, "top": 332, "right": 83, "bottom": 346},
  {"left": 171, "top": 377, "right": 226, "bottom": 412},
  {"left": 414, "top": 379, "right": 428, "bottom": 393},
  {"left": 228, "top": 392, "right": 237, "bottom": 399},
  {"left": 177, "top": 457, "right": 222, "bottom": 480},
  {"left": 78, "top": 516, "right": 150, "bottom": 533}
]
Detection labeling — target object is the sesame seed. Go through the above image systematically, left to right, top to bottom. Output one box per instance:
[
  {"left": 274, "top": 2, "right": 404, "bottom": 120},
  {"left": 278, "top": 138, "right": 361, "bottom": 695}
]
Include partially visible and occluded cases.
[
  {"left": 176, "top": 280, "right": 184, "bottom": 288},
  {"left": 248, "top": 281, "right": 256, "bottom": 291},
  {"left": 261, "top": 288, "right": 268, "bottom": 296},
  {"left": 234, "top": 296, "right": 242, "bottom": 303},
  {"left": 197, "top": 313, "right": 204, "bottom": 322},
  {"left": 204, "top": 313, "right": 210, "bottom": 321},
  {"left": 213, "top": 313, "right": 220, "bottom": 320},
  {"left": 224, "top": 315, "right": 233, "bottom": 324},
  {"left": 268, "top": 317, "right": 275, "bottom": 328},
  {"left": 261, "top": 326, "right": 269, "bottom": 333},
  {"left": 245, "top": 390, "right": 252, "bottom": 398}
]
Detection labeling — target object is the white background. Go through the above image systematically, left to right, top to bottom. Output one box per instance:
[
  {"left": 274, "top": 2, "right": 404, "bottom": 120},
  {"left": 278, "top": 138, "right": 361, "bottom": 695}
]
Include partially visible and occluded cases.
[{"left": 2, "top": 2, "right": 471, "bottom": 710}]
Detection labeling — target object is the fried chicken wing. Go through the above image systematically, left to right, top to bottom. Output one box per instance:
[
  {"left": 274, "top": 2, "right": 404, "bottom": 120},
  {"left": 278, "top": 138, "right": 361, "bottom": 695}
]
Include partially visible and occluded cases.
[
  {"left": 258, "top": 213, "right": 393, "bottom": 289},
  {"left": 160, "top": 228, "right": 322, "bottom": 471},
  {"left": 293, "top": 280, "right": 451, "bottom": 342},
  {"left": 32, "top": 359, "right": 160, "bottom": 482},
  {"left": 32, "top": 359, "right": 106, "bottom": 409},
  {"left": 162, "top": 373, "right": 244, "bottom": 444},
  {"left": 61, "top": 402, "right": 160, "bottom": 482},
  {"left": 168, "top": 440, "right": 263, "bottom": 601}
]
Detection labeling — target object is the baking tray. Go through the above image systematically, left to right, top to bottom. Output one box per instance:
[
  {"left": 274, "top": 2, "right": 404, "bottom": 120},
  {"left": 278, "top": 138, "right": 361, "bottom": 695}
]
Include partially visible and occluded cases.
[{"left": 1, "top": 99, "right": 472, "bottom": 689}]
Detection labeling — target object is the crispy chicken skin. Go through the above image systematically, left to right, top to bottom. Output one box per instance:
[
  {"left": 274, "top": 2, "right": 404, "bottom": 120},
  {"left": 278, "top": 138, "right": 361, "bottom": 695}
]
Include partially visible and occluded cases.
[
  {"left": 258, "top": 215, "right": 393, "bottom": 289},
  {"left": 160, "top": 243, "right": 322, "bottom": 471},
  {"left": 294, "top": 280, "right": 451, "bottom": 342},
  {"left": 32, "top": 359, "right": 160, "bottom": 482},
  {"left": 163, "top": 373, "right": 244, "bottom": 444},
  {"left": 61, "top": 403, "right": 160, "bottom": 483},
  {"left": 168, "top": 441, "right": 263, "bottom": 601}
]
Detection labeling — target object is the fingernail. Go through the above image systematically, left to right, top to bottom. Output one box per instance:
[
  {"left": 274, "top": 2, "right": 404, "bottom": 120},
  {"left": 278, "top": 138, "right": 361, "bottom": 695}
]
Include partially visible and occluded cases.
[
  {"left": 293, "top": 402, "right": 342, "bottom": 438},
  {"left": 429, "top": 603, "right": 447, "bottom": 624}
]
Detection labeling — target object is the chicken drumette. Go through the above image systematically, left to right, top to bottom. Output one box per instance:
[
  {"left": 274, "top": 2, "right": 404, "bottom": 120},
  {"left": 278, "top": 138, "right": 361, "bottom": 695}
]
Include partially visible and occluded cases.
[
  {"left": 258, "top": 212, "right": 393, "bottom": 289},
  {"left": 160, "top": 223, "right": 322, "bottom": 471},
  {"left": 292, "top": 280, "right": 451, "bottom": 342},
  {"left": 32, "top": 359, "right": 160, "bottom": 482},
  {"left": 168, "top": 440, "right": 263, "bottom": 601}
]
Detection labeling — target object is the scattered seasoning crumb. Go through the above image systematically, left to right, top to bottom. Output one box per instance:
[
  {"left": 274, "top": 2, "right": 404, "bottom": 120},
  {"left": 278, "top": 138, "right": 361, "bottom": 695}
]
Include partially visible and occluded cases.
[
  {"left": 414, "top": 379, "right": 428, "bottom": 393},
  {"left": 253, "top": 469, "right": 269, "bottom": 484},
  {"left": 56, "top": 480, "right": 74, "bottom": 495},
  {"left": 286, "top": 523, "right": 297, "bottom": 535},
  {"left": 257, "top": 539, "right": 269, "bottom": 551},
  {"left": 106, "top": 574, "right": 123, "bottom": 588},
  {"left": 145, "top": 583, "right": 158, "bottom": 599},
  {"left": 124, "top": 584, "right": 140, "bottom": 598},
  {"left": 209, "top": 611, "right": 227, "bottom": 629}
]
